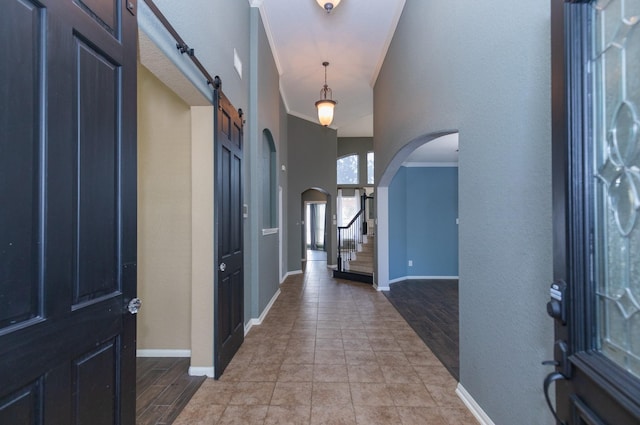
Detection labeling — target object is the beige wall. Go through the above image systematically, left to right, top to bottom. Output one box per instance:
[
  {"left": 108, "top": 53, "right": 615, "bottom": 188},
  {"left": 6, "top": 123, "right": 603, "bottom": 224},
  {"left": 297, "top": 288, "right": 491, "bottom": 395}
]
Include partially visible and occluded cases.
[
  {"left": 137, "top": 63, "right": 192, "bottom": 351},
  {"left": 190, "top": 106, "right": 214, "bottom": 369}
]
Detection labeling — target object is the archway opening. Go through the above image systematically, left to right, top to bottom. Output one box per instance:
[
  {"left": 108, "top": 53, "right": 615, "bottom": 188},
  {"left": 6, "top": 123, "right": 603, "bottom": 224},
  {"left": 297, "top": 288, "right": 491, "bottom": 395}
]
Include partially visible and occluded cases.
[
  {"left": 376, "top": 131, "right": 460, "bottom": 379},
  {"left": 301, "top": 187, "right": 332, "bottom": 268}
]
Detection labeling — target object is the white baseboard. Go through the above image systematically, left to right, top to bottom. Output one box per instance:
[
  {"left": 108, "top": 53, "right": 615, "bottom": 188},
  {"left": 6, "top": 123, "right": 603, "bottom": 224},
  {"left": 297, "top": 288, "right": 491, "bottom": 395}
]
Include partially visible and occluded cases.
[
  {"left": 281, "top": 270, "right": 302, "bottom": 283},
  {"left": 388, "top": 275, "right": 459, "bottom": 284},
  {"left": 244, "top": 289, "right": 281, "bottom": 335},
  {"left": 136, "top": 349, "right": 191, "bottom": 357},
  {"left": 189, "top": 366, "right": 214, "bottom": 378},
  {"left": 456, "top": 383, "right": 496, "bottom": 425}
]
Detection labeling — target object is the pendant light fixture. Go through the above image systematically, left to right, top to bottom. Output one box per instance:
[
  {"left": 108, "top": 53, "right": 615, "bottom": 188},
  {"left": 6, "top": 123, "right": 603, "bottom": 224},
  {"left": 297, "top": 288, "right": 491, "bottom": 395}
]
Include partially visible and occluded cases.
[
  {"left": 316, "top": 0, "right": 341, "bottom": 13},
  {"left": 315, "top": 62, "right": 336, "bottom": 127}
]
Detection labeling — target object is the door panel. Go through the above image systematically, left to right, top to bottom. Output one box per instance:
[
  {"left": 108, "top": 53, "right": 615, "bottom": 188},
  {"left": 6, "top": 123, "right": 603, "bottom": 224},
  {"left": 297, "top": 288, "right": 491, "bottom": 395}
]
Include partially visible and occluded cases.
[
  {"left": 0, "top": 0, "right": 137, "bottom": 422},
  {"left": 0, "top": 0, "right": 43, "bottom": 331},
  {"left": 74, "top": 0, "right": 119, "bottom": 35},
  {"left": 551, "top": 0, "right": 640, "bottom": 423},
  {"left": 76, "top": 38, "right": 120, "bottom": 304},
  {"left": 214, "top": 90, "right": 244, "bottom": 379},
  {"left": 74, "top": 340, "right": 118, "bottom": 425}
]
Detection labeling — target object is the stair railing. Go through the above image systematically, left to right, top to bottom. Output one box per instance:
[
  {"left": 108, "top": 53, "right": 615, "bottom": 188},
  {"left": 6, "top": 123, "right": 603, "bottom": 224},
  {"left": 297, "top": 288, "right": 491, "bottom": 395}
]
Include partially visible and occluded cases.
[{"left": 337, "top": 193, "right": 373, "bottom": 272}]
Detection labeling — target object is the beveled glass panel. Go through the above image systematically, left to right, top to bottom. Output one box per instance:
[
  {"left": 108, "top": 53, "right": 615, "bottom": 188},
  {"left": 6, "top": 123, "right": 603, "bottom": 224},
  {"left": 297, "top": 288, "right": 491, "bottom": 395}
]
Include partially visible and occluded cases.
[
  {"left": 593, "top": 0, "right": 640, "bottom": 378},
  {"left": 628, "top": 26, "right": 640, "bottom": 108},
  {"left": 602, "top": 47, "right": 623, "bottom": 126}
]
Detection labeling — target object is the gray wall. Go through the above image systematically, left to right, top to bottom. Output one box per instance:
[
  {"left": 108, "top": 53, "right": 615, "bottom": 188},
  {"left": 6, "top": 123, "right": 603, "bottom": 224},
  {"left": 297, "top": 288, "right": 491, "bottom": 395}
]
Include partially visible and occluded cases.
[
  {"left": 154, "top": 0, "right": 249, "bottom": 112},
  {"left": 374, "top": 1, "right": 553, "bottom": 424},
  {"left": 248, "top": 9, "right": 283, "bottom": 319},
  {"left": 279, "top": 98, "right": 289, "bottom": 279},
  {"left": 287, "top": 115, "right": 337, "bottom": 271},
  {"left": 338, "top": 137, "right": 373, "bottom": 187}
]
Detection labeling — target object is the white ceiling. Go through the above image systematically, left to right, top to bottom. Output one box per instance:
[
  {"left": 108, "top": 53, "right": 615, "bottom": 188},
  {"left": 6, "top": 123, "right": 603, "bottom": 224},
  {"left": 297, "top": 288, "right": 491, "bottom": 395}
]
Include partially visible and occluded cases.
[
  {"left": 258, "top": 0, "right": 406, "bottom": 137},
  {"left": 403, "top": 133, "right": 459, "bottom": 165}
]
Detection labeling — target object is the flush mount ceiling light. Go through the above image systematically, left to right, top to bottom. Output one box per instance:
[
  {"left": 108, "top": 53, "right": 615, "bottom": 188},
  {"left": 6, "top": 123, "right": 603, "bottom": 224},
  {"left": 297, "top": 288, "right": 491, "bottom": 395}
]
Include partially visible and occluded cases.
[
  {"left": 316, "top": 0, "right": 341, "bottom": 13},
  {"left": 315, "top": 62, "right": 337, "bottom": 127}
]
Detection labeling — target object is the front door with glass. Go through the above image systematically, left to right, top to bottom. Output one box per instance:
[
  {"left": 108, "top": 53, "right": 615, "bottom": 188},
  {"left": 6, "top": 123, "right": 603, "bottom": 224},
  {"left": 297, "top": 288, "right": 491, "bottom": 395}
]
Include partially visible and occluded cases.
[{"left": 551, "top": 0, "right": 640, "bottom": 423}]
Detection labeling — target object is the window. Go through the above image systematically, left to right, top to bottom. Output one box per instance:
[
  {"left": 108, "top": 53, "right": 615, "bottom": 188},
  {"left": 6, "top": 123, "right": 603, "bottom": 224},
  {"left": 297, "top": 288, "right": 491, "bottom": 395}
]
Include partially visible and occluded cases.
[
  {"left": 262, "top": 130, "right": 277, "bottom": 229},
  {"left": 367, "top": 151, "right": 374, "bottom": 184},
  {"left": 337, "top": 154, "right": 358, "bottom": 185},
  {"left": 337, "top": 189, "right": 360, "bottom": 226}
]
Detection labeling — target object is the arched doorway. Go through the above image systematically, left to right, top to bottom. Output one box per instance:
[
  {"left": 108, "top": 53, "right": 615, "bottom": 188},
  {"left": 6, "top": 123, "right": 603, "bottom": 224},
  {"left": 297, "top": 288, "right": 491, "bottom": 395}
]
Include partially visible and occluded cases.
[
  {"left": 376, "top": 131, "right": 460, "bottom": 378},
  {"left": 376, "top": 131, "right": 459, "bottom": 289},
  {"left": 301, "top": 188, "right": 332, "bottom": 269}
]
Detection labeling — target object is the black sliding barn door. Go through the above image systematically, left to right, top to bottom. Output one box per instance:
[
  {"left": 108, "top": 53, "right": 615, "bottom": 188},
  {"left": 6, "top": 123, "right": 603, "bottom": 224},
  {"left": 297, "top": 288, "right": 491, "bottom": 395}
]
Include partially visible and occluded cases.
[
  {"left": 0, "top": 0, "right": 138, "bottom": 423},
  {"left": 214, "top": 89, "right": 244, "bottom": 379}
]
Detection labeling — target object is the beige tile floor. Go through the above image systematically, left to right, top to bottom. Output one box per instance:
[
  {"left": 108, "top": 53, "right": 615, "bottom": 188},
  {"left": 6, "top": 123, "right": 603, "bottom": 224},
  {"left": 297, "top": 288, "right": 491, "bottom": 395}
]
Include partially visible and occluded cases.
[{"left": 174, "top": 261, "right": 478, "bottom": 425}]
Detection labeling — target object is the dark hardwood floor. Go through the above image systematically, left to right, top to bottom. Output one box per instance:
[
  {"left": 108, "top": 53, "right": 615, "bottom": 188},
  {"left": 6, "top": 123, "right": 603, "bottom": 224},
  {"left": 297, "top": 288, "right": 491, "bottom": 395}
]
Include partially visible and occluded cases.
[
  {"left": 383, "top": 279, "right": 459, "bottom": 380},
  {"left": 136, "top": 357, "right": 205, "bottom": 425}
]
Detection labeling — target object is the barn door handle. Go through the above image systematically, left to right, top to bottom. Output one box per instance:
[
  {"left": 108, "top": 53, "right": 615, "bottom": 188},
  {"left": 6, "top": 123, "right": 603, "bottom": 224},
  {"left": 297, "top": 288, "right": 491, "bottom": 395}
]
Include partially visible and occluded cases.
[
  {"left": 219, "top": 263, "right": 226, "bottom": 272},
  {"left": 127, "top": 298, "right": 142, "bottom": 314},
  {"left": 543, "top": 372, "right": 567, "bottom": 425}
]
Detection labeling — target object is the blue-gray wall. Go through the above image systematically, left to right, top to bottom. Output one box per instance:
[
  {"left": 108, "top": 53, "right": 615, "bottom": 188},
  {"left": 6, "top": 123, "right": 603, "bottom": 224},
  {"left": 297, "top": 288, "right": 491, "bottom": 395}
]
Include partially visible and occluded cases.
[
  {"left": 153, "top": 0, "right": 249, "bottom": 112},
  {"left": 374, "top": 0, "right": 553, "bottom": 423},
  {"left": 250, "top": 9, "right": 282, "bottom": 320},
  {"left": 287, "top": 116, "right": 337, "bottom": 270},
  {"left": 389, "top": 167, "right": 458, "bottom": 279},
  {"left": 388, "top": 168, "right": 407, "bottom": 278}
]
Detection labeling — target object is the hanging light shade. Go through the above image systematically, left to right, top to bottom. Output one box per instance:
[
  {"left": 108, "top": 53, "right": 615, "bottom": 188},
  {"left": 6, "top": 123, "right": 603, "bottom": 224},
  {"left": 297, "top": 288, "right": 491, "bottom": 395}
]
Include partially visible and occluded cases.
[
  {"left": 316, "top": 0, "right": 341, "bottom": 13},
  {"left": 315, "top": 62, "right": 337, "bottom": 127}
]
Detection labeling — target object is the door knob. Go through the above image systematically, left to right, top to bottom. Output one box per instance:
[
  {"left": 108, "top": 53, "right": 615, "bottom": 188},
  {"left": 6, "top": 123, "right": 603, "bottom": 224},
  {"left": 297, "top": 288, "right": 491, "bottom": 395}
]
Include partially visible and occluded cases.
[
  {"left": 219, "top": 262, "right": 226, "bottom": 272},
  {"left": 127, "top": 298, "right": 142, "bottom": 314}
]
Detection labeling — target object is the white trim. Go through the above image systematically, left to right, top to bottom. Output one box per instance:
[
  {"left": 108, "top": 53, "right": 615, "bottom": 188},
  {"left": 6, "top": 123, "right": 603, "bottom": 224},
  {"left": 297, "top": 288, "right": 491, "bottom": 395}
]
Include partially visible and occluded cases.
[
  {"left": 370, "top": 0, "right": 406, "bottom": 87},
  {"left": 252, "top": 1, "right": 282, "bottom": 76},
  {"left": 402, "top": 162, "right": 459, "bottom": 168},
  {"left": 279, "top": 186, "right": 283, "bottom": 284},
  {"left": 376, "top": 187, "right": 389, "bottom": 289},
  {"left": 262, "top": 227, "right": 278, "bottom": 236},
  {"left": 280, "top": 270, "right": 305, "bottom": 284},
  {"left": 281, "top": 270, "right": 302, "bottom": 284},
  {"left": 388, "top": 275, "right": 459, "bottom": 284},
  {"left": 375, "top": 283, "right": 390, "bottom": 292},
  {"left": 244, "top": 289, "right": 281, "bottom": 335},
  {"left": 245, "top": 321, "right": 258, "bottom": 335},
  {"left": 136, "top": 349, "right": 191, "bottom": 358},
  {"left": 189, "top": 366, "right": 214, "bottom": 378},
  {"left": 456, "top": 383, "right": 496, "bottom": 425}
]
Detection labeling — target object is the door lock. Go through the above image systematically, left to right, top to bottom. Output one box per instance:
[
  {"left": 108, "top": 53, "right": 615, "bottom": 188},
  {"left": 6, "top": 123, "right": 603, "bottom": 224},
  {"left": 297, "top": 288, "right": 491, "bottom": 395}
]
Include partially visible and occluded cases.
[
  {"left": 219, "top": 262, "right": 226, "bottom": 272},
  {"left": 547, "top": 280, "right": 567, "bottom": 325}
]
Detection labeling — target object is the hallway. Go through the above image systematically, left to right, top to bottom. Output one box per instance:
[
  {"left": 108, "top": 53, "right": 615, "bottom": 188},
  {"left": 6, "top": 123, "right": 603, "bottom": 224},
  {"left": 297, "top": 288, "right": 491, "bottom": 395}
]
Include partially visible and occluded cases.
[{"left": 173, "top": 261, "right": 477, "bottom": 424}]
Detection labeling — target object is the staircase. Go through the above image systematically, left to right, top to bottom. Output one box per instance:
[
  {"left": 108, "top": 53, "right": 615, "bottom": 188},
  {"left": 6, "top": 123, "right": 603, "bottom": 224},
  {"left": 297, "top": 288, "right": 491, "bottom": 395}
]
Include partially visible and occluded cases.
[{"left": 333, "top": 193, "right": 374, "bottom": 284}]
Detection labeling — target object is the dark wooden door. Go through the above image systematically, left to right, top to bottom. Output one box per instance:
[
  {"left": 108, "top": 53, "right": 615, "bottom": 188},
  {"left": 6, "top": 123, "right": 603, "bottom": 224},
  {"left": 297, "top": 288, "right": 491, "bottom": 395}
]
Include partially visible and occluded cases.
[
  {"left": 0, "top": 0, "right": 138, "bottom": 423},
  {"left": 550, "top": 0, "right": 640, "bottom": 423},
  {"left": 214, "top": 89, "right": 244, "bottom": 379}
]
